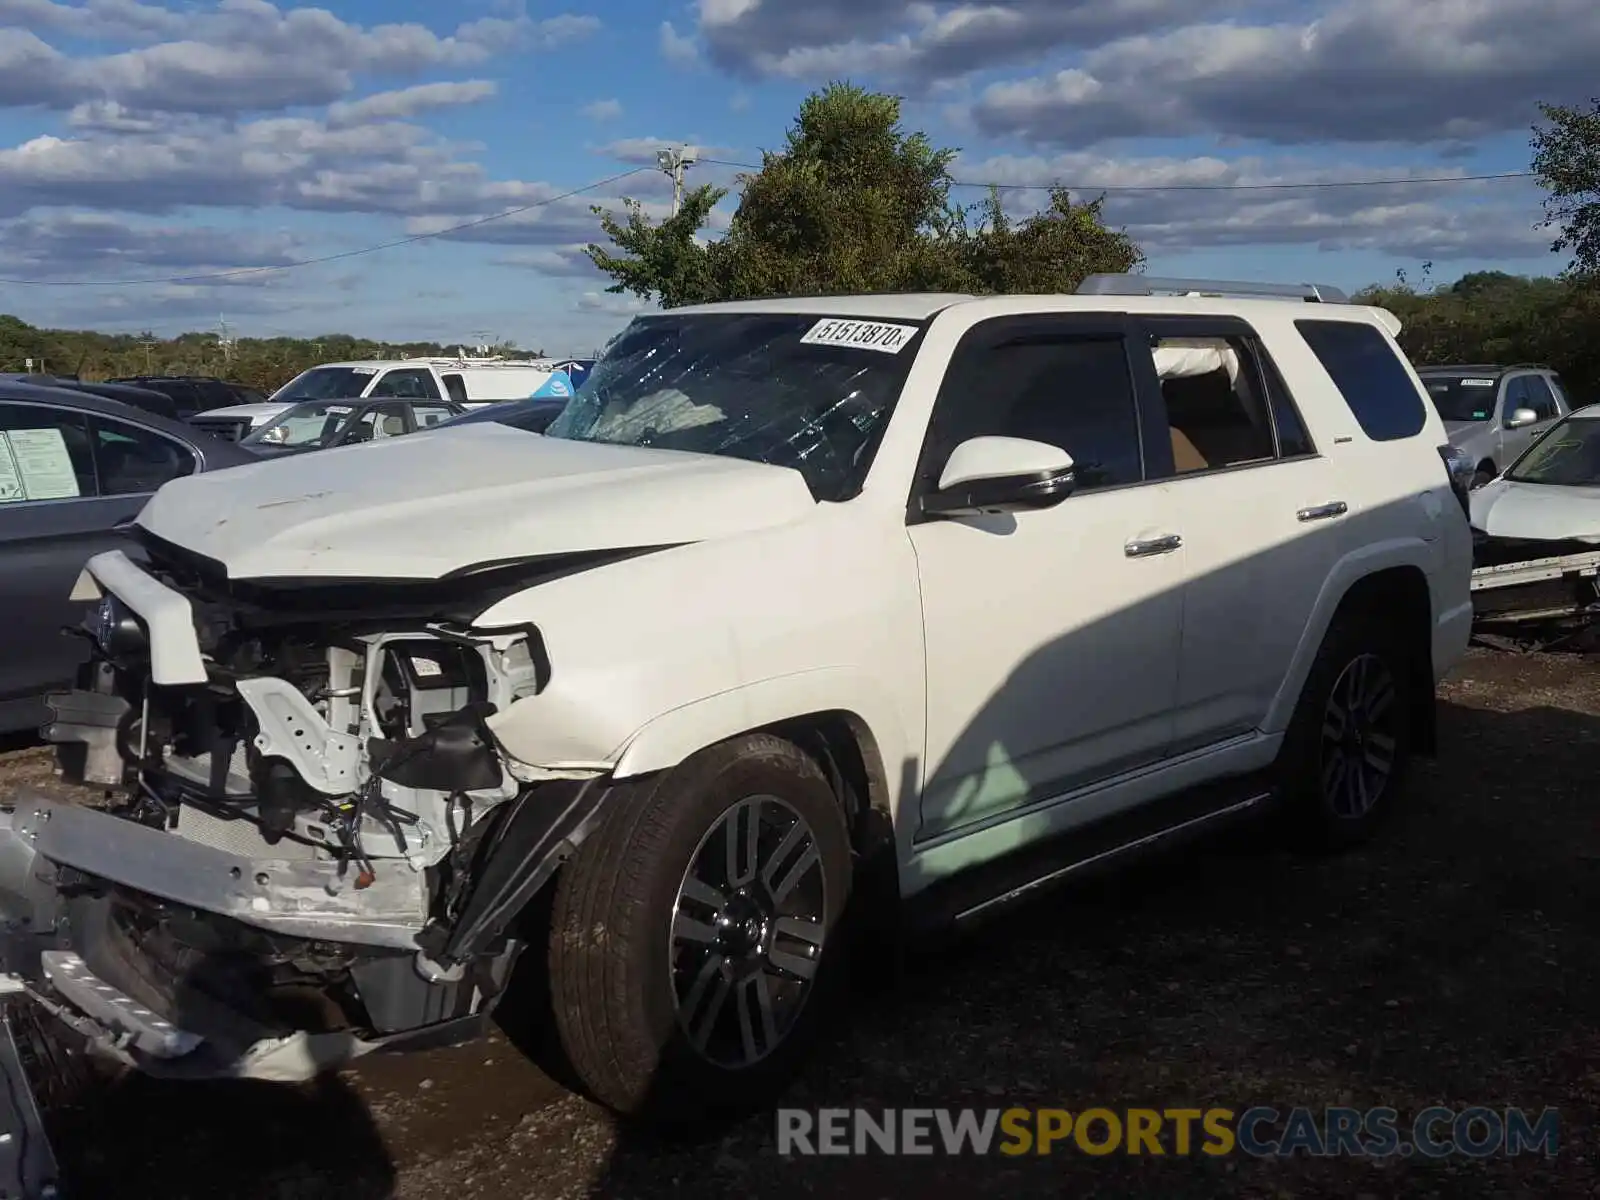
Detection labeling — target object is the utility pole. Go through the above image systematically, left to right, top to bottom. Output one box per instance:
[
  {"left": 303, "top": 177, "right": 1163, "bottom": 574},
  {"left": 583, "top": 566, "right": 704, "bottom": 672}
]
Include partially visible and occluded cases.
[
  {"left": 655, "top": 145, "right": 698, "bottom": 218},
  {"left": 218, "top": 314, "right": 233, "bottom": 366},
  {"left": 138, "top": 334, "right": 157, "bottom": 374}
]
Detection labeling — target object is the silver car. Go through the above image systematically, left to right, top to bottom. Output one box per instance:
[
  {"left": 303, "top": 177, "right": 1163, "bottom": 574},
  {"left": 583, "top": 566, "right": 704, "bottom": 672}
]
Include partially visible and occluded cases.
[
  {"left": 1418, "top": 363, "right": 1573, "bottom": 488},
  {"left": 0, "top": 380, "right": 258, "bottom": 733}
]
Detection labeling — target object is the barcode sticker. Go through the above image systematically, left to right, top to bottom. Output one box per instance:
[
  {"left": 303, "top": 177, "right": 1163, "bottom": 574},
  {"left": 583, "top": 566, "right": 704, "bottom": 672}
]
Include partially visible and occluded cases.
[{"left": 799, "top": 319, "right": 918, "bottom": 354}]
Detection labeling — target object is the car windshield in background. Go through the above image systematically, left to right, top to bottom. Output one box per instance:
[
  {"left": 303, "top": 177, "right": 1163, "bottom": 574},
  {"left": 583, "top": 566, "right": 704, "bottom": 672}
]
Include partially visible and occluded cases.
[
  {"left": 542, "top": 312, "right": 925, "bottom": 502},
  {"left": 271, "top": 366, "right": 375, "bottom": 402},
  {"left": 1420, "top": 374, "right": 1500, "bottom": 422},
  {"left": 242, "top": 401, "right": 356, "bottom": 448},
  {"left": 1503, "top": 416, "right": 1600, "bottom": 486}
]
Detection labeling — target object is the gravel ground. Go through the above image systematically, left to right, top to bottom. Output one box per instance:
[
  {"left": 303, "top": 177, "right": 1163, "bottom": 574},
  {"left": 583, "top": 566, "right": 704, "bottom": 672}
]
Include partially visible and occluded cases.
[{"left": 6, "top": 645, "right": 1598, "bottom": 1198}]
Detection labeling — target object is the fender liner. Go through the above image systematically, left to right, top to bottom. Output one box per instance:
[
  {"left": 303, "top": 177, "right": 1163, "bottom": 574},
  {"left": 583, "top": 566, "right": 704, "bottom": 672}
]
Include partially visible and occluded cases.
[{"left": 420, "top": 776, "right": 609, "bottom": 971}]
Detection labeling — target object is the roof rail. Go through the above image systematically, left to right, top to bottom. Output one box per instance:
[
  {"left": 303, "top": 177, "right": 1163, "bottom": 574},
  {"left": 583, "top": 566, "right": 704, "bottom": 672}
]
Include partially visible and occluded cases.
[
  {"left": 1077, "top": 273, "right": 1350, "bottom": 304},
  {"left": 1508, "top": 362, "right": 1555, "bottom": 371}
]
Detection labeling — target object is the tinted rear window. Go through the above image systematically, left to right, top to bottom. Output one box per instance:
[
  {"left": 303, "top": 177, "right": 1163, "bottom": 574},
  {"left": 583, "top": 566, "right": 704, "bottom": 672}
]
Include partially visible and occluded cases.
[{"left": 1295, "top": 319, "right": 1426, "bottom": 442}]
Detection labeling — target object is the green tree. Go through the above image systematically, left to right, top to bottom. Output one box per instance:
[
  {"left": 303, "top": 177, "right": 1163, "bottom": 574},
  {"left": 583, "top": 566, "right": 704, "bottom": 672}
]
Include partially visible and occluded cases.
[
  {"left": 586, "top": 81, "right": 1142, "bottom": 306},
  {"left": 1532, "top": 99, "right": 1600, "bottom": 278}
]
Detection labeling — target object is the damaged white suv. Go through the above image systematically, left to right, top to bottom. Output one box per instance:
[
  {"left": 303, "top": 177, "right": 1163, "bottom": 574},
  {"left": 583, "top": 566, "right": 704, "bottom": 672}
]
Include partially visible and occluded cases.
[{"left": 1, "top": 275, "right": 1473, "bottom": 1125}]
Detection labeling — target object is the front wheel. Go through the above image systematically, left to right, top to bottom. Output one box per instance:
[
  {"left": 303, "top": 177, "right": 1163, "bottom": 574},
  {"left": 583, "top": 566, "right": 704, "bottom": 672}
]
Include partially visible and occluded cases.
[
  {"left": 1275, "top": 615, "right": 1417, "bottom": 852},
  {"left": 548, "top": 733, "right": 853, "bottom": 1126}
]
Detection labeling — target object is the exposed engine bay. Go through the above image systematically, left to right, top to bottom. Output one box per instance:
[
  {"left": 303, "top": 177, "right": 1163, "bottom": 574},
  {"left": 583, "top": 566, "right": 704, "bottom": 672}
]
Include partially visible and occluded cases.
[{"left": 6, "top": 533, "right": 614, "bottom": 1081}]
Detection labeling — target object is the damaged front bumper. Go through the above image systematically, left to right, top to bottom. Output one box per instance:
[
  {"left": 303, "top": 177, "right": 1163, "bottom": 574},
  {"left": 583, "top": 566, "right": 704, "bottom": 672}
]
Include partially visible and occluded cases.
[
  {"left": 1470, "top": 531, "right": 1600, "bottom": 640},
  {"left": 2, "top": 542, "right": 619, "bottom": 1090}
]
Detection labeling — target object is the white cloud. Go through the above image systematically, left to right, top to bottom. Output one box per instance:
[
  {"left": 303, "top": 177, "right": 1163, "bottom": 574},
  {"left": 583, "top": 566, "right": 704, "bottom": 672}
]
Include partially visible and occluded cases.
[
  {"left": 660, "top": 20, "right": 700, "bottom": 67},
  {"left": 327, "top": 81, "right": 498, "bottom": 127},
  {"left": 581, "top": 98, "right": 624, "bottom": 122}
]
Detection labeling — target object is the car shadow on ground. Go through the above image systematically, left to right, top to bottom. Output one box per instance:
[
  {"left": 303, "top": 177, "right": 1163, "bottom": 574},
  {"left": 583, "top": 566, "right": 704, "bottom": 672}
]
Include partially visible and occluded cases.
[{"left": 575, "top": 696, "right": 1600, "bottom": 1199}]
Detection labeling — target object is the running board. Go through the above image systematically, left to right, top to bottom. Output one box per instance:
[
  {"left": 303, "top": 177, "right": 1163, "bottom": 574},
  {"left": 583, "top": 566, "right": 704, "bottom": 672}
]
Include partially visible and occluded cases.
[{"left": 903, "top": 776, "right": 1277, "bottom": 938}]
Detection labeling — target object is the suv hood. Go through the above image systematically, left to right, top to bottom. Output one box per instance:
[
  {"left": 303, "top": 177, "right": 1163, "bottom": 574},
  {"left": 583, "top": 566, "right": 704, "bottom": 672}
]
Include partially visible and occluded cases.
[
  {"left": 135, "top": 423, "right": 818, "bottom": 580},
  {"left": 1469, "top": 477, "right": 1600, "bottom": 543}
]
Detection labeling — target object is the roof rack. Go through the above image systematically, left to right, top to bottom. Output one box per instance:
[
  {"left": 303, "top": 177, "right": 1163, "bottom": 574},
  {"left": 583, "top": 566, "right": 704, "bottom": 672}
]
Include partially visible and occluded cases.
[{"left": 1077, "top": 274, "right": 1349, "bottom": 304}]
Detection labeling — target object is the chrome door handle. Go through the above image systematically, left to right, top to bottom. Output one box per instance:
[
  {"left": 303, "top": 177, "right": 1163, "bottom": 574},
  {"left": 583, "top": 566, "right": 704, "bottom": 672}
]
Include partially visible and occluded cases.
[
  {"left": 1296, "top": 501, "right": 1348, "bottom": 522},
  {"left": 1124, "top": 533, "right": 1182, "bottom": 558}
]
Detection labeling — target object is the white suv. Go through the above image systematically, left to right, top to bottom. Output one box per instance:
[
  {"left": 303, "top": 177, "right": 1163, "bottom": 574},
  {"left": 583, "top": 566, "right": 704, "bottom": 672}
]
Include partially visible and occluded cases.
[{"left": 6, "top": 275, "right": 1473, "bottom": 1126}]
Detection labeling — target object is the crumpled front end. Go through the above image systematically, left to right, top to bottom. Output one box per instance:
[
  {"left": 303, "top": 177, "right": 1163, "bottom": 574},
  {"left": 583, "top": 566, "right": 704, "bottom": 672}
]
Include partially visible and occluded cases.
[{"left": 9, "top": 536, "right": 614, "bottom": 1083}]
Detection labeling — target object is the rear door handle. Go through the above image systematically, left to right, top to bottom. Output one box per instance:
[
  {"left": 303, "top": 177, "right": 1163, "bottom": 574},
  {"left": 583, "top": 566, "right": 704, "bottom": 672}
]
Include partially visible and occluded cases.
[
  {"left": 1296, "top": 501, "right": 1348, "bottom": 523},
  {"left": 1125, "top": 533, "right": 1182, "bottom": 558}
]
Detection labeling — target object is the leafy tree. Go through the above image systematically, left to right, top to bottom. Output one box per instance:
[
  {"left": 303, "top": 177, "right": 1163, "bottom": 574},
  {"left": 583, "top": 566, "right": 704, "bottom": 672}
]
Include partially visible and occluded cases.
[
  {"left": 586, "top": 81, "right": 1141, "bottom": 306},
  {"left": 1532, "top": 99, "right": 1600, "bottom": 279},
  {"left": 0, "top": 316, "right": 546, "bottom": 393}
]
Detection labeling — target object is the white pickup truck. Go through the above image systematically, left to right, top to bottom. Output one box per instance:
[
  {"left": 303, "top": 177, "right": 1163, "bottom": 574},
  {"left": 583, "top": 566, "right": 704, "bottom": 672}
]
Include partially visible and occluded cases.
[
  {"left": 6, "top": 275, "right": 1472, "bottom": 1131},
  {"left": 187, "top": 358, "right": 575, "bottom": 442}
]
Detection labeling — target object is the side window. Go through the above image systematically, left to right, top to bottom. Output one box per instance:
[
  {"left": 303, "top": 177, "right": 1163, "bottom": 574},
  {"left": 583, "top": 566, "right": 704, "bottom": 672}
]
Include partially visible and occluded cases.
[
  {"left": 1295, "top": 319, "right": 1426, "bottom": 442},
  {"left": 1143, "top": 332, "right": 1291, "bottom": 475},
  {"left": 928, "top": 333, "right": 1143, "bottom": 492},
  {"left": 1261, "top": 353, "right": 1315, "bottom": 457},
  {"left": 371, "top": 368, "right": 441, "bottom": 400},
  {"left": 440, "top": 374, "right": 469, "bottom": 405},
  {"left": 1502, "top": 375, "right": 1528, "bottom": 419},
  {"left": 1521, "top": 375, "right": 1559, "bottom": 421},
  {"left": 1549, "top": 376, "right": 1572, "bottom": 410},
  {"left": 0, "top": 403, "right": 97, "bottom": 502},
  {"left": 344, "top": 403, "right": 409, "bottom": 443},
  {"left": 412, "top": 403, "right": 454, "bottom": 428},
  {"left": 90, "top": 416, "right": 196, "bottom": 496}
]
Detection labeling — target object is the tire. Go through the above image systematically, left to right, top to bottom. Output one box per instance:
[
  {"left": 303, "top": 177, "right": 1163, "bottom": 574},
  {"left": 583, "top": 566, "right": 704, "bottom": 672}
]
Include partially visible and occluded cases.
[
  {"left": 1275, "top": 612, "right": 1417, "bottom": 853},
  {"left": 548, "top": 732, "right": 853, "bottom": 1127}
]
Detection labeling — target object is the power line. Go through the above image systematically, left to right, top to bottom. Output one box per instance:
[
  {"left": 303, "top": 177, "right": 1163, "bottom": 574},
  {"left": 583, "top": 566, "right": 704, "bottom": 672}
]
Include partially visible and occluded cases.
[
  {"left": 698, "top": 157, "right": 1535, "bottom": 192},
  {"left": 0, "top": 167, "right": 651, "bottom": 288}
]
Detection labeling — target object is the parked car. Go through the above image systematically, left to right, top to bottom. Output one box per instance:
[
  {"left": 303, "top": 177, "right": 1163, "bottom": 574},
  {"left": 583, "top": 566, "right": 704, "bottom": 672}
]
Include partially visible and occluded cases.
[
  {"left": 9, "top": 275, "right": 1471, "bottom": 1130},
  {"left": 269, "top": 358, "right": 575, "bottom": 412},
  {"left": 1417, "top": 362, "right": 1573, "bottom": 488},
  {"left": 2, "top": 374, "right": 180, "bottom": 421},
  {"left": 109, "top": 375, "right": 268, "bottom": 418},
  {"left": 0, "top": 380, "right": 259, "bottom": 733},
  {"left": 429, "top": 395, "right": 569, "bottom": 435},
  {"left": 240, "top": 396, "right": 465, "bottom": 455},
  {"left": 185, "top": 401, "right": 295, "bottom": 442}
]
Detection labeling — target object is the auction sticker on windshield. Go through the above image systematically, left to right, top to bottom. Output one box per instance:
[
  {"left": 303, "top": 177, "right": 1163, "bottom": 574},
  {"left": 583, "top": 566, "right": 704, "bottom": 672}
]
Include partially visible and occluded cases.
[
  {"left": 800, "top": 319, "right": 918, "bottom": 354},
  {"left": 1461, "top": 378, "right": 1497, "bottom": 387}
]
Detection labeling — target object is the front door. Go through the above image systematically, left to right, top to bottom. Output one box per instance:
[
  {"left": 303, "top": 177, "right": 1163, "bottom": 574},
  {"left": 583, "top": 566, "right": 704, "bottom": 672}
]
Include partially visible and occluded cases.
[{"left": 908, "top": 317, "right": 1184, "bottom": 840}]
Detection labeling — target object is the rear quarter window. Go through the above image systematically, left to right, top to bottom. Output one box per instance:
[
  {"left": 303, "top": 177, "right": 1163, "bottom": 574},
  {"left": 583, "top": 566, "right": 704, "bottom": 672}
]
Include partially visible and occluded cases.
[{"left": 1295, "top": 319, "right": 1427, "bottom": 442}]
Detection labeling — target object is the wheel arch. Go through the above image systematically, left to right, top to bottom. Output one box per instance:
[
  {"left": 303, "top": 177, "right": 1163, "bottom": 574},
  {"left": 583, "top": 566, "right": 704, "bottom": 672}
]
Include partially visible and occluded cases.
[{"left": 1266, "top": 551, "right": 1437, "bottom": 755}]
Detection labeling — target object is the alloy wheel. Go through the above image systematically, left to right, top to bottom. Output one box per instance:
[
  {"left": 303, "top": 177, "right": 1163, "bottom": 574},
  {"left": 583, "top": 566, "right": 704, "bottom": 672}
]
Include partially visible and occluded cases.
[
  {"left": 1319, "top": 652, "right": 1399, "bottom": 819},
  {"left": 669, "top": 794, "right": 828, "bottom": 1069}
]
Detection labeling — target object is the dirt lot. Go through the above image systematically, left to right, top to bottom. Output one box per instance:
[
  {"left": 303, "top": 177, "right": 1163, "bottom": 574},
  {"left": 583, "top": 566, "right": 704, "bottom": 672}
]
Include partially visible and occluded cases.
[{"left": 6, "top": 646, "right": 1598, "bottom": 1198}]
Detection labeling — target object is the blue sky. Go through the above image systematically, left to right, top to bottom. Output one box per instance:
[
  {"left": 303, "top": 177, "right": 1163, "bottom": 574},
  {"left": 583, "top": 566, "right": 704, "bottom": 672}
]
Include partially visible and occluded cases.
[{"left": 0, "top": 0, "right": 1588, "bottom": 353}]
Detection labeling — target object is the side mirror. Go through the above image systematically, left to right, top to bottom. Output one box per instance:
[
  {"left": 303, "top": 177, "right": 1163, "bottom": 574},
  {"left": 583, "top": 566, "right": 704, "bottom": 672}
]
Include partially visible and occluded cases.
[
  {"left": 1506, "top": 407, "right": 1539, "bottom": 429},
  {"left": 921, "top": 436, "right": 1076, "bottom": 518}
]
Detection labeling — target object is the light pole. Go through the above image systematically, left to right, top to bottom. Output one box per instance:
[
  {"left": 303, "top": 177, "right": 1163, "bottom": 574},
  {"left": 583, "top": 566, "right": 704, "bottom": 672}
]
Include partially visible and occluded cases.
[{"left": 655, "top": 145, "right": 698, "bottom": 219}]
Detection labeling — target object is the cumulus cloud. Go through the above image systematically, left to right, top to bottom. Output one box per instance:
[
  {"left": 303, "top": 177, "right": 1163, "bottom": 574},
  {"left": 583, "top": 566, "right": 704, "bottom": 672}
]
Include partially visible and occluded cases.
[
  {"left": 692, "top": 0, "right": 1228, "bottom": 88},
  {"left": 969, "top": 0, "right": 1600, "bottom": 147},
  {"left": 0, "top": 2, "right": 598, "bottom": 116},
  {"left": 660, "top": 20, "right": 700, "bottom": 67},
  {"left": 327, "top": 81, "right": 498, "bottom": 127},
  {"left": 954, "top": 151, "right": 1554, "bottom": 261},
  {"left": 0, "top": 210, "right": 306, "bottom": 281}
]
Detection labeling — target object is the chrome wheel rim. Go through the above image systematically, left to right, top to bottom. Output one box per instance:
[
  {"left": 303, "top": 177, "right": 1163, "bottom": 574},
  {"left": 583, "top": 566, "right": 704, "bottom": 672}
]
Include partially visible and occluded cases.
[
  {"left": 1319, "top": 652, "right": 1398, "bottom": 818},
  {"left": 669, "top": 795, "right": 827, "bottom": 1069}
]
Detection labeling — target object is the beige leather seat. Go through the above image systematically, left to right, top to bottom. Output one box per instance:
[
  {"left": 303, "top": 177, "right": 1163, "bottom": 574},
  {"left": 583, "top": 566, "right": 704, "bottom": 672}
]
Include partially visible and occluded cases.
[
  {"left": 378, "top": 414, "right": 406, "bottom": 438},
  {"left": 1170, "top": 426, "right": 1208, "bottom": 473}
]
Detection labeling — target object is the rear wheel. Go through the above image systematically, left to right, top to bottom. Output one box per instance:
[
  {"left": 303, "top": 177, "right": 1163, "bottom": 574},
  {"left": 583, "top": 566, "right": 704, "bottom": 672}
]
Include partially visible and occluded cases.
[
  {"left": 1276, "top": 614, "right": 1417, "bottom": 852},
  {"left": 548, "top": 732, "right": 852, "bottom": 1126}
]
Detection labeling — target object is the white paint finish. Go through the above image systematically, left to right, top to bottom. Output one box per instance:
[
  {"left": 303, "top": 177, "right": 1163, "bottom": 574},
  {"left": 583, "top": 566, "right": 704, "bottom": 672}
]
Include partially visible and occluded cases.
[
  {"left": 96, "top": 288, "right": 1471, "bottom": 906},
  {"left": 188, "top": 402, "right": 293, "bottom": 426},
  {"left": 135, "top": 424, "right": 818, "bottom": 580},
  {"left": 936, "top": 436, "right": 1072, "bottom": 490},
  {"left": 1163, "top": 456, "right": 1352, "bottom": 752},
  {"left": 1469, "top": 478, "right": 1600, "bottom": 543},
  {"left": 908, "top": 484, "right": 1186, "bottom": 840},
  {"left": 480, "top": 507, "right": 927, "bottom": 834},
  {"left": 83, "top": 549, "right": 206, "bottom": 685}
]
